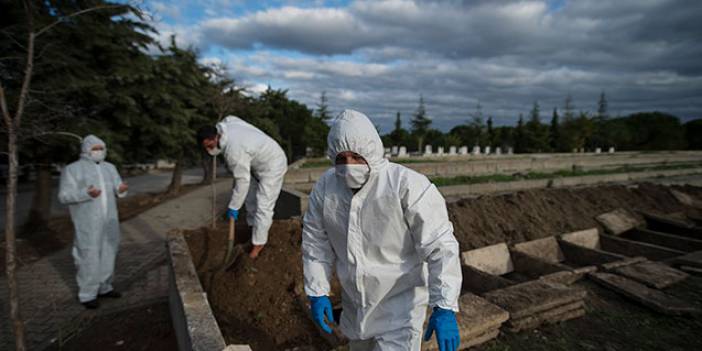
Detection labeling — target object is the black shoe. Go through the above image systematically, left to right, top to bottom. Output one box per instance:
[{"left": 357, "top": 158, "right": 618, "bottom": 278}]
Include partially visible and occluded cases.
[
  {"left": 98, "top": 290, "right": 122, "bottom": 298},
  {"left": 82, "top": 299, "right": 99, "bottom": 309}
]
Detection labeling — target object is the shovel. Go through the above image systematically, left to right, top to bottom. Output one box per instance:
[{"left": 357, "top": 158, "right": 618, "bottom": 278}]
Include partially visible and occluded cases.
[
  {"left": 204, "top": 217, "right": 246, "bottom": 294},
  {"left": 219, "top": 217, "right": 246, "bottom": 271}
]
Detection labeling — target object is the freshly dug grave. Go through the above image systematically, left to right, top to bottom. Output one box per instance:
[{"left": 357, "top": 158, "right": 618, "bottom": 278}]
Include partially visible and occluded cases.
[
  {"left": 185, "top": 182, "right": 702, "bottom": 351},
  {"left": 449, "top": 183, "right": 702, "bottom": 250},
  {"left": 185, "top": 218, "right": 330, "bottom": 350}
]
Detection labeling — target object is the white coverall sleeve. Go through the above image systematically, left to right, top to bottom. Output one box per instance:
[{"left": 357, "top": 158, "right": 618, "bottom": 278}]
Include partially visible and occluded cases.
[
  {"left": 227, "top": 153, "right": 252, "bottom": 210},
  {"left": 110, "top": 164, "right": 127, "bottom": 198},
  {"left": 58, "top": 166, "right": 92, "bottom": 205},
  {"left": 302, "top": 178, "right": 335, "bottom": 297},
  {"left": 404, "top": 178, "right": 462, "bottom": 312}
]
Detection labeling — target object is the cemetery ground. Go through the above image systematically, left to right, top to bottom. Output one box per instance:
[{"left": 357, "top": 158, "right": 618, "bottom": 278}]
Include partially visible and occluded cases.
[{"left": 3, "top": 172, "right": 702, "bottom": 350}]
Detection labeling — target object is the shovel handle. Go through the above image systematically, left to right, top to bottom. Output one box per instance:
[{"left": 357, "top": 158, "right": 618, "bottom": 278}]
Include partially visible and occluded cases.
[{"left": 228, "top": 217, "right": 236, "bottom": 242}]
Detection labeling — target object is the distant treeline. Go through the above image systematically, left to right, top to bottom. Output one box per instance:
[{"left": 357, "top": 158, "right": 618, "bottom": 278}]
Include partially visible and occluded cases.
[{"left": 382, "top": 97, "right": 702, "bottom": 153}]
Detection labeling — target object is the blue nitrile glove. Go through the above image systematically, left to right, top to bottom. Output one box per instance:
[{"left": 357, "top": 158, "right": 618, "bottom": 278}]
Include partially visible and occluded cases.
[
  {"left": 226, "top": 208, "right": 239, "bottom": 220},
  {"left": 309, "top": 296, "right": 333, "bottom": 334},
  {"left": 424, "top": 307, "right": 460, "bottom": 351}
]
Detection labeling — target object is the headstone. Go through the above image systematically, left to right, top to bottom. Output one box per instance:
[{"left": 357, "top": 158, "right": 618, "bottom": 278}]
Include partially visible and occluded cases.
[
  {"left": 424, "top": 144, "right": 433, "bottom": 156},
  {"left": 391, "top": 145, "right": 399, "bottom": 155},
  {"left": 398, "top": 146, "right": 407, "bottom": 157},
  {"left": 437, "top": 146, "right": 444, "bottom": 155},
  {"left": 449, "top": 146, "right": 457, "bottom": 155},
  {"left": 459, "top": 146, "right": 469, "bottom": 155},
  {"left": 472, "top": 146, "right": 480, "bottom": 155},
  {"left": 484, "top": 146, "right": 491, "bottom": 155},
  {"left": 495, "top": 147, "right": 502, "bottom": 155},
  {"left": 507, "top": 147, "right": 514, "bottom": 155},
  {"left": 595, "top": 147, "right": 602, "bottom": 154},
  {"left": 609, "top": 147, "right": 615, "bottom": 153},
  {"left": 572, "top": 148, "right": 578, "bottom": 153}
]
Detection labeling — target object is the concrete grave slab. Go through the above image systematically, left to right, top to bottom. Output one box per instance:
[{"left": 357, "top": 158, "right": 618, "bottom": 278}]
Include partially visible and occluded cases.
[
  {"left": 670, "top": 189, "right": 702, "bottom": 209},
  {"left": 596, "top": 208, "right": 643, "bottom": 235},
  {"left": 560, "top": 228, "right": 600, "bottom": 249},
  {"left": 599, "top": 234, "right": 684, "bottom": 261},
  {"left": 513, "top": 237, "right": 564, "bottom": 264},
  {"left": 462, "top": 243, "right": 514, "bottom": 276},
  {"left": 672, "top": 250, "right": 702, "bottom": 269},
  {"left": 599, "top": 256, "right": 647, "bottom": 271},
  {"left": 611, "top": 261, "right": 688, "bottom": 289},
  {"left": 538, "top": 269, "right": 594, "bottom": 286},
  {"left": 588, "top": 272, "right": 697, "bottom": 315},
  {"left": 483, "top": 280, "right": 587, "bottom": 319},
  {"left": 422, "top": 293, "right": 509, "bottom": 351},
  {"left": 507, "top": 300, "right": 585, "bottom": 332}
]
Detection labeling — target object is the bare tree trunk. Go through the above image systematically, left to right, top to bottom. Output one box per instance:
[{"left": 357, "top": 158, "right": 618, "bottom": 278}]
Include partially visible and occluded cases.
[
  {"left": 5, "top": 130, "right": 26, "bottom": 350},
  {"left": 211, "top": 156, "right": 217, "bottom": 229},
  {"left": 25, "top": 159, "right": 52, "bottom": 230},
  {"left": 167, "top": 159, "right": 183, "bottom": 195}
]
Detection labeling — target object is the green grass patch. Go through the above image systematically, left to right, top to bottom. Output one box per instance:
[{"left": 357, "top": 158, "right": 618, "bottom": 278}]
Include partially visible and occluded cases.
[{"left": 431, "top": 163, "right": 702, "bottom": 187}]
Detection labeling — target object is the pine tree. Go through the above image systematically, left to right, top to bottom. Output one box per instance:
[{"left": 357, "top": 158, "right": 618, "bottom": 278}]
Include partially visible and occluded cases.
[
  {"left": 316, "top": 91, "right": 331, "bottom": 122},
  {"left": 597, "top": 91, "right": 608, "bottom": 118},
  {"left": 564, "top": 94, "right": 575, "bottom": 120},
  {"left": 411, "top": 95, "right": 431, "bottom": 151},
  {"left": 550, "top": 107, "right": 561, "bottom": 151},
  {"left": 515, "top": 114, "right": 525, "bottom": 153},
  {"left": 487, "top": 116, "right": 494, "bottom": 147}
]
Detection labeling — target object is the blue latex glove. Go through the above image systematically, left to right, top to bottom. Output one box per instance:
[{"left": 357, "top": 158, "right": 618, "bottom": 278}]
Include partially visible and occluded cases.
[
  {"left": 226, "top": 208, "right": 239, "bottom": 220},
  {"left": 309, "top": 296, "right": 333, "bottom": 334},
  {"left": 424, "top": 307, "right": 460, "bottom": 351}
]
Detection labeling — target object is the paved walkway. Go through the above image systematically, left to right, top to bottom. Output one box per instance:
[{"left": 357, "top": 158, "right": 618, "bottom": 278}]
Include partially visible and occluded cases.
[{"left": 0, "top": 178, "right": 233, "bottom": 350}]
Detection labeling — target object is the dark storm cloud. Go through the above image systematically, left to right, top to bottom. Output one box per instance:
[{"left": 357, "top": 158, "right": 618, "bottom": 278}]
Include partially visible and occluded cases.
[{"left": 181, "top": 0, "right": 702, "bottom": 131}]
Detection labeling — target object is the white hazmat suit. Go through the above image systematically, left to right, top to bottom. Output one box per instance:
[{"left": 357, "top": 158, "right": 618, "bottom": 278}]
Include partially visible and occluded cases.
[
  {"left": 302, "top": 110, "right": 462, "bottom": 350},
  {"left": 217, "top": 116, "right": 288, "bottom": 245},
  {"left": 58, "top": 135, "right": 127, "bottom": 303}
]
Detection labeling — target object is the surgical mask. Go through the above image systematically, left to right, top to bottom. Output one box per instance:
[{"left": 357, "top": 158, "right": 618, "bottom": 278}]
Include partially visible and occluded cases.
[
  {"left": 207, "top": 146, "right": 222, "bottom": 156},
  {"left": 89, "top": 150, "right": 106, "bottom": 162},
  {"left": 336, "top": 164, "right": 370, "bottom": 189}
]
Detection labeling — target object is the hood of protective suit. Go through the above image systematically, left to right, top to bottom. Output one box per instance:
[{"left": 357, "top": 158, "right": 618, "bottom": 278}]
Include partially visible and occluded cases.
[
  {"left": 327, "top": 110, "right": 386, "bottom": 171},
  {"left": 81, "top": 135, "right": 106, "bottom": 159}
]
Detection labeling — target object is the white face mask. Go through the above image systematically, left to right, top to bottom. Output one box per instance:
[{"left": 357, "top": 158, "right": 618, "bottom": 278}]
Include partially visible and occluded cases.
[
  {"left": 207, "top": 146, "right": 222, "bottom": 156},
  {"left": 89, "top": 149, "right": 106, "bottom": 162},
  {"left": 335, "top": 164, "right": 370, "bottom": 189}
]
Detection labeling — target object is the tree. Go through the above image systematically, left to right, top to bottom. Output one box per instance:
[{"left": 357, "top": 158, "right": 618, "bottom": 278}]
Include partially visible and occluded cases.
[
  {"left": 1, "top": 1, "right": 138, "bottom": 349},
  {"left": 315, "top": 91, "right": 331, "bottom": 123},
  {"left": 597, "top": 91, "right": 608, "bottom": 118},
  {"left": 564, "top": 94, "right": 575, "bottom": 120},
  {"left": 410, "top": 95, "right": 431, "bottom": 151},
  {"left": 525, "top": 101, "right": 549, "bottom": 152},
  {"left": 549, "top": 107, "right": 561, "bottom": 151},
  {"left": 389, "top": 111, "right": 408, "bottom": 146},
  {"left": 514, "top": 114, "right": 525, "bottom": 153},
  {"left": 486, "top": 116, "right": 494, "bottom": 147},
  {"left": 685, "top": 119, "right": 702, "bottom": 150}
]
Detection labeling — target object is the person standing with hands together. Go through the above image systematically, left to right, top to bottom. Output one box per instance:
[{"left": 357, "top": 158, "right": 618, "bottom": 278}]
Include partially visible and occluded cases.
[{"left": 59, "top": 135, "right": 128, "bottom": 309}]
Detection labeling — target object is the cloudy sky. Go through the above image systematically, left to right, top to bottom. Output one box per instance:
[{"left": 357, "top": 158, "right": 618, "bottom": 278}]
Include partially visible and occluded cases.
[{"left": 143, "top": 0, "right": 702, "bottom": 132}]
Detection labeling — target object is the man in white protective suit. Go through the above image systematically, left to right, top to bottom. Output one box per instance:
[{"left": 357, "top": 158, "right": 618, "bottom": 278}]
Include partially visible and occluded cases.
[
  {"left": 302, "top": 110, "right": 463, "bottom": 351},
  {"left": 197, "top": 116, "right": 288, "bottom": 259},
  {"left": 58, "top": 135, "right": 128, "bottom": 309}
]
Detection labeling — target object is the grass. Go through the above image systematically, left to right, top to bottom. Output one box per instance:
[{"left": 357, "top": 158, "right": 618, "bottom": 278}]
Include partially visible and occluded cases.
[{"left": 430, "top": 163, "right": 702, "bottom": 187}]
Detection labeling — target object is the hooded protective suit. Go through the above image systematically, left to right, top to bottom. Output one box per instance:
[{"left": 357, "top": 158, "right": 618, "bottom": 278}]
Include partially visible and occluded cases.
[
  {"left": 302, "top": 110, "right": 462, "bottom": 350},
  {"left": 216, "top": 116, "right": 288, "bottom": 245},
  {"left": 58, "top": 135, "right": 127, "bottom": 302}
]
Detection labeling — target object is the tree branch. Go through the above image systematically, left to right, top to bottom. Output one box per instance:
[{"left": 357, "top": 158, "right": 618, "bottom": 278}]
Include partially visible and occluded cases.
[
  {"left": 35, "top": 5, "right": 126, "bottom": 38},
  {"left": 0, "top": 84, "right": 11, "bottom": 127}
]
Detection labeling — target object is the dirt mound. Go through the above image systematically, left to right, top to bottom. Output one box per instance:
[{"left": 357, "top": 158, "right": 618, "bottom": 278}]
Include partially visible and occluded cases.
[
  {"left": 184, "top": 182, "right": 702, "bottom": 350},
  {"left": 449, "top": 183, "right": 702, "bottom": 250},
  {"left": 185, "top": 218, "right": 327, "bottom": 351}
]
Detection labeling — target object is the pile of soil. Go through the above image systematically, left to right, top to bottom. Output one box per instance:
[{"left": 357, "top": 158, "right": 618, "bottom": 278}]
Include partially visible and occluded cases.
[
  {"left": 184, "top": 182, "right": 702, "bottom": 350},
  {"left": 449, "top": 183, "right": 702, "bottom": 250},
  {"left": 185, "top": 218, "right": 328, "bottom": 350}
]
